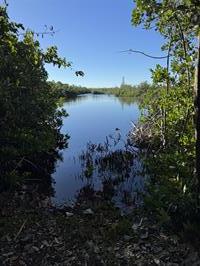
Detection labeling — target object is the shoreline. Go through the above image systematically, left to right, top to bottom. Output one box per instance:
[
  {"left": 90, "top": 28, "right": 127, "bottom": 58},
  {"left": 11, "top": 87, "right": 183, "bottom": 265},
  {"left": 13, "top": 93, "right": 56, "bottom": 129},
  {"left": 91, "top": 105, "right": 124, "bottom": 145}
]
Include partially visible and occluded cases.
[{"left": 1, "top": 189, "right": 199, "bottom": 265}]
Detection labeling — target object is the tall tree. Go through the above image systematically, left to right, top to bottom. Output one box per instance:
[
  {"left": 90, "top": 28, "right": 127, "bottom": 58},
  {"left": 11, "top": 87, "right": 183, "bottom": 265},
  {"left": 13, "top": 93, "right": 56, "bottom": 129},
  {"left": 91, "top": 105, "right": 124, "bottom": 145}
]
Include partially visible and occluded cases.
[
  {"left": 132, "top": 0, "right": 200, "bottom": 195},
  {"left": 0, "top": 4, "right": 70, "bottom": 187},
  {"left": 195, "top": 36, "right": 200, "bottom": 196}
]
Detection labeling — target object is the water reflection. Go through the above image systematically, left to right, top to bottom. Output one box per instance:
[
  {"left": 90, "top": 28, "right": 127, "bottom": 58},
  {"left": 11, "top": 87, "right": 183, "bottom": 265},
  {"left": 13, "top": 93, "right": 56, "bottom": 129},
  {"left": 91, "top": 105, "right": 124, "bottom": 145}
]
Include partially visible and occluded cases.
[
  {"left": 53, "top": 94, "right": 142, "bottom": 209},
  {"left": 65, "top": 94, "right": 137, "bottom": 108},
  {"left": 117, "top": 96, "right": 139, "bottom": 107},
  {"left": 78, "top": 138, "right": 145, "bottom": 211}
]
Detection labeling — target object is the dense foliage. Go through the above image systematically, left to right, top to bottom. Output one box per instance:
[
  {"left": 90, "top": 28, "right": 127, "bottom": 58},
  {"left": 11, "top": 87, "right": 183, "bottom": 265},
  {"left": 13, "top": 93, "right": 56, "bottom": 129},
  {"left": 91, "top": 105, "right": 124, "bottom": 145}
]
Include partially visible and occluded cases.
[
  {"left": 131, "top": 0, "right": 200, "bottom": 235},
  {"left": 0, "top": 5, "right": 70, "bottom": 189},
  {"left": 48, "top": 81, "right": 151, "bottom": 104},
  {"left": 49, "top": 81, "right": 91, "bottom": 98},
  {"left": 97, "top": 82, "right": 150, "bottom": 99}
]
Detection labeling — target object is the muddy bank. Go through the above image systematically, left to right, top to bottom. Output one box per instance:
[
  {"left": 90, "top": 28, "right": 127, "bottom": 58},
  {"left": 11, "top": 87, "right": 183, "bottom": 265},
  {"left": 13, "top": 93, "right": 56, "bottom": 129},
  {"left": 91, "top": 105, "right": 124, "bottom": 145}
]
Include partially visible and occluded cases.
[{"left": 0, "top": 189, "right": 199, "bottom": 266}]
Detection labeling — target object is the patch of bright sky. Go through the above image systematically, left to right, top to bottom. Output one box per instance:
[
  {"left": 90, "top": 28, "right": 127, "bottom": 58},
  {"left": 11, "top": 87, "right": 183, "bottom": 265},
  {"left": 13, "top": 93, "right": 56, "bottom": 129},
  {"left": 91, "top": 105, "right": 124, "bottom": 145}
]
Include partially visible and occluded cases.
[{"left": 6, "top": 0, "right": 166, "bottom": 88}]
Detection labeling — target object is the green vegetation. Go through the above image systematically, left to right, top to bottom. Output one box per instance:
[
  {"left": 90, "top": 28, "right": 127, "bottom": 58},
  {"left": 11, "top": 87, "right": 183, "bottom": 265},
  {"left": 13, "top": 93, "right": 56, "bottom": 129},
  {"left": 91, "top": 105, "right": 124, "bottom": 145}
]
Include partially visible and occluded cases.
[
  {"left": 1, "top": 0, "right": 200, "bottom": 259},
  {"left": 130, "top": 0, "right": 200, "bottom": 237},
  {"left": 0, "top": 4, "right": 70, "bottom": 189},
  {"left": 48, "top": 81, "right": 151, "bottom": 102},
  {"left": 49, "top": 81, "right": 91, "bottom": 98},
  {"left": 97, "top": 81, "right": 151, "bottom": 100}
]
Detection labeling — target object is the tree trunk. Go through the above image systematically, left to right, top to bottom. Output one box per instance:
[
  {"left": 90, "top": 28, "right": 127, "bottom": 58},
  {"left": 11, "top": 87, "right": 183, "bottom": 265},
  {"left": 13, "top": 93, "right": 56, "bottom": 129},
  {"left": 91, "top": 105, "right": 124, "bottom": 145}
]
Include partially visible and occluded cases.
[{"left": 195, "top": 36, "right": 200, "bottom": 197}]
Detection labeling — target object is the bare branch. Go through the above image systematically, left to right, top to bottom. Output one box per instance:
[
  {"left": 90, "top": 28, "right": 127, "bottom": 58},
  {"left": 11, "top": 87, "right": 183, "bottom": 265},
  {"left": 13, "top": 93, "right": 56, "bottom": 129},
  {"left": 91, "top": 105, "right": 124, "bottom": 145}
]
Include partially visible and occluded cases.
[
  {"left": 18, "top": 29, "right": 60, "bottom": 37},
  {"left": 118, "top": 49, "right": 168, "bottom": 59}
]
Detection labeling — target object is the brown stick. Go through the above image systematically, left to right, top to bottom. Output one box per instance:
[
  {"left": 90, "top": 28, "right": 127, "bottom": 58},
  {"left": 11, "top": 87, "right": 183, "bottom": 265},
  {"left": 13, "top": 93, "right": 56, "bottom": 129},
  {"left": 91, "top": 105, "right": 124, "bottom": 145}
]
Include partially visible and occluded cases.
[{"left": 14, "top": 219, "right": 28, "bottom": 241}]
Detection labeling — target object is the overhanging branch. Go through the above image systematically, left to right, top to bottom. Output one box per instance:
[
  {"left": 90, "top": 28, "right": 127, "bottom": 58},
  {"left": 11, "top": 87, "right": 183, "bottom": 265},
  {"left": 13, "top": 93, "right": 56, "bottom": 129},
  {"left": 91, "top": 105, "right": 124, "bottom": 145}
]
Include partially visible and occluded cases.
[{"left": 118, "top": 49, "right": 168, "bottom": 59}]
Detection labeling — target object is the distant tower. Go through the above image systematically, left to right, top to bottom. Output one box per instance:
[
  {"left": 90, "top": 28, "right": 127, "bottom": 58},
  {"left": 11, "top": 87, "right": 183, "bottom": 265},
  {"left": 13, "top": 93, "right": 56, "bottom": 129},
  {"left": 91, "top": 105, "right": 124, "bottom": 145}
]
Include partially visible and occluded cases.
[{"left": 121, "top": 76, "right": 125, "bottom": 87}]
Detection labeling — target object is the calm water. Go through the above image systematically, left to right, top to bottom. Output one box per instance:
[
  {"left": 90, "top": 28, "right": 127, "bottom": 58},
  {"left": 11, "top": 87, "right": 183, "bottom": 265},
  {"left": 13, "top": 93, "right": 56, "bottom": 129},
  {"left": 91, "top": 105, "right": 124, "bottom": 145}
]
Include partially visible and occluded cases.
[{"left": 53, "top": 94, "right": 142, "bottom": 207}]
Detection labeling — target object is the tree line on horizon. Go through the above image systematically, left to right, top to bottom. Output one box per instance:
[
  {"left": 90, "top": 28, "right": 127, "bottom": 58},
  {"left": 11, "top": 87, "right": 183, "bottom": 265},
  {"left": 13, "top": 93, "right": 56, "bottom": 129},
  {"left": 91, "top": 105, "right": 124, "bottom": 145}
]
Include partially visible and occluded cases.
[{"left": 48, "top": 80, "right": 151, "bottom": 99}]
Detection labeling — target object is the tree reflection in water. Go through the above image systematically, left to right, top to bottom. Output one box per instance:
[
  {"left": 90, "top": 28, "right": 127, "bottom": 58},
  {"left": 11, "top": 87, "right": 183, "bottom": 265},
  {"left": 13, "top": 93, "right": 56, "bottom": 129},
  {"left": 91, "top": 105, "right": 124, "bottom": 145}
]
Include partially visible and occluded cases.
[{"left": 78, "top": 134, "right": 145, "bottom": 212}]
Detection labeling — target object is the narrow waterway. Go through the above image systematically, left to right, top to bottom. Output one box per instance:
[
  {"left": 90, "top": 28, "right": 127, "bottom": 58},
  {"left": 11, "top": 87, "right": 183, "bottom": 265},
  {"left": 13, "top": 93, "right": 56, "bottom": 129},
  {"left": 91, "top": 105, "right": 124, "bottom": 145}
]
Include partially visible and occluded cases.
[{"left": 53, "top": 94, "right": 143, "bottom": 209}]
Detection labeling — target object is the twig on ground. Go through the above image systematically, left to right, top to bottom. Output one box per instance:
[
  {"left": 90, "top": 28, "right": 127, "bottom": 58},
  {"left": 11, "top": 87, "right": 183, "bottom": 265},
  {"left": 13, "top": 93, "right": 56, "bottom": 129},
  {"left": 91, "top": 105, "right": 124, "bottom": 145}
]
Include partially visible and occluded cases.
[{"left": 14, "top": 219, "right": 28, "bottom": 241}]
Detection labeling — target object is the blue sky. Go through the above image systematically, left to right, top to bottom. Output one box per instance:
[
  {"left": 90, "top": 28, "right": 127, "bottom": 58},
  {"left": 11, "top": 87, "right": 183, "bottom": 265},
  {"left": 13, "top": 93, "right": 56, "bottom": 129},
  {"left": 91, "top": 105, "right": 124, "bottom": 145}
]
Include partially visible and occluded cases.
[{"left": 6, "top": 0, "right": 166, "bottom": 87}]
